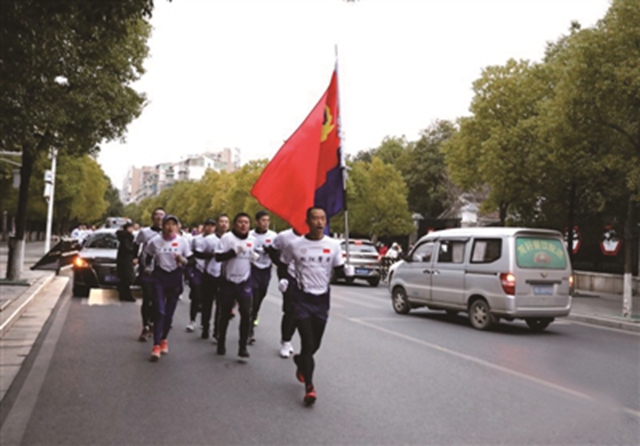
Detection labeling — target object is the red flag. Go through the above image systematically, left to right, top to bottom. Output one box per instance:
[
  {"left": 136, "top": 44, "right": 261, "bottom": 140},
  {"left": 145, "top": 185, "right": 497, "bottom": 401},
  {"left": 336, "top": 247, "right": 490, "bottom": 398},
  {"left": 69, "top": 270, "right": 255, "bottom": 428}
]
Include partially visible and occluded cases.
[{"left": 251, "top": 70, "right": 343, "bottom": 234}]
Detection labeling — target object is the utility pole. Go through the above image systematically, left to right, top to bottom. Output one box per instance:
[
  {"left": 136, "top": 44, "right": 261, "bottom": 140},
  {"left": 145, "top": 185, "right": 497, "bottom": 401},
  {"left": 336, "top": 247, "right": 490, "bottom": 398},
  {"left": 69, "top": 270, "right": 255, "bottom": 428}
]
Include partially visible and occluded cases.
[{"left": 44, "top": 148, "right": 58, "bottom": 253}]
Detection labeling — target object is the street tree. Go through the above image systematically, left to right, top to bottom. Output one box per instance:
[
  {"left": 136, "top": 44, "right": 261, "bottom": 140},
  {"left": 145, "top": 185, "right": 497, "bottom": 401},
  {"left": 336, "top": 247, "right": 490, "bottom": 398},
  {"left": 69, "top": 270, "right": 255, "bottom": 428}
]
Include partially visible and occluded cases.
[
  {"left": 1, "top": 0, "right": 153, "bottom": 279},
  {"left": 544, "top": 0, "right": 640, "bottom": 314},
  {"left": 443, "top": 59, "right": 551, "bottom": 225},
  {"left": 332, "top": 157, "right": 413, "bottom": 240}
]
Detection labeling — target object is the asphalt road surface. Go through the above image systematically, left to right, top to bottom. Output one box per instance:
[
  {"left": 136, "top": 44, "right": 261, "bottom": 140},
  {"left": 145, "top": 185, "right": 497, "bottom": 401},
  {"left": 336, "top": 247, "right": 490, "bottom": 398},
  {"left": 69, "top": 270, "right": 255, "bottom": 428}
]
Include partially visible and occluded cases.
[{"left": 2, "top": 275, "right": 639, "bottom": 445}]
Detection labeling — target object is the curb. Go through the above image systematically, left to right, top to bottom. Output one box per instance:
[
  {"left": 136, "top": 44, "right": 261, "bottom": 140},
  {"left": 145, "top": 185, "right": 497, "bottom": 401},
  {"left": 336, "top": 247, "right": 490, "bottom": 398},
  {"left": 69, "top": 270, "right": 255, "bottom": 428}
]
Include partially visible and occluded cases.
[
  {"left": 0, "top": 273, "right": 56, "bottom": 339},
  {"left": 567, "top": 313, "right": 640, "bottom": 333}
]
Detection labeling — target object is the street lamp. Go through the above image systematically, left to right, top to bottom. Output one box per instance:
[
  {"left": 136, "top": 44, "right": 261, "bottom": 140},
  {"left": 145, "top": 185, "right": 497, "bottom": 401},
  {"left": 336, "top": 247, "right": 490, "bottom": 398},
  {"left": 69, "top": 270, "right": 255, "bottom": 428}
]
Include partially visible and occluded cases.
[{"left": 44, "top": 148, "right": 58, "bottom": 253}]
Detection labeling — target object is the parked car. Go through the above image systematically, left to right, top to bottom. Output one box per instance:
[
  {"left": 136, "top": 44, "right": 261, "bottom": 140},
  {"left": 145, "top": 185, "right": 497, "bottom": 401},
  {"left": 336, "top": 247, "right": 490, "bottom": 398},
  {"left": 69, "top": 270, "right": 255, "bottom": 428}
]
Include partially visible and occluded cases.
[
  {"left": 388, "top": 227, "right": 573, "bottom": 331},
  {"left": 72, "top": 228, "right": 128, "bottom": 297},
  {"left": 334, "top": 239, "right": 382, "bottom": 287}
]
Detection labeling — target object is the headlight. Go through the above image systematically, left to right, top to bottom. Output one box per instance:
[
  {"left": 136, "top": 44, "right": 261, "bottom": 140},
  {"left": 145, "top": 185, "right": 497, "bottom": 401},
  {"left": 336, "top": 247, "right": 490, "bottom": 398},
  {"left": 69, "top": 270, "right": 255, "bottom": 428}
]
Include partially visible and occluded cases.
[{"left": 74, "top": 257, "right": 90, "bottom": 268}]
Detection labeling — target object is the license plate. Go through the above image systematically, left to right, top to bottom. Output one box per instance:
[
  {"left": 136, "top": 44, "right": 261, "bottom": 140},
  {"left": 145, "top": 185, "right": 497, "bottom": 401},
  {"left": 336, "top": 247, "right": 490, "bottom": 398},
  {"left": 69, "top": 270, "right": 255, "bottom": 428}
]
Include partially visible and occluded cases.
[
  {"left": 355, "top": 268, "right": 369, "bottom": 275},
  {"left": 104, "top": 274, "right": 120, "bottom": 284},
  {"left": 533, "top": 285, "right": 553, "bottom": 295}
]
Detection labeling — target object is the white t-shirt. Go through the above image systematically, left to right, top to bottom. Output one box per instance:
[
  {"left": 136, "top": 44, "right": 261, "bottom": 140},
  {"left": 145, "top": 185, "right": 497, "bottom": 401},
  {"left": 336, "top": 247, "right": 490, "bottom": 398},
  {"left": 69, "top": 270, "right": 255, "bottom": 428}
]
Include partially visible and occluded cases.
[
  {"left": 135, "top": 226, "right": 161, "bottom": 267},
  {"left": 249, "top": 229, "right": 277, "bottom": 269},
  {"left": 272, "top": 229, "right": 303, "bottom": 277},
  {"left": 216, "top": 232, "right": 256, "bottom": 284},
  {"left": 203, "top": 233, "right": 222, "bottom": 277},
  {"left": 191, "top": 234, "right": 207, "bottom": 272},
  {"left": 144, "top": 235, "right": 192, "bottom": 273},
  {"left": 281, "top": 236, "right": 343, "bottom": 295}
]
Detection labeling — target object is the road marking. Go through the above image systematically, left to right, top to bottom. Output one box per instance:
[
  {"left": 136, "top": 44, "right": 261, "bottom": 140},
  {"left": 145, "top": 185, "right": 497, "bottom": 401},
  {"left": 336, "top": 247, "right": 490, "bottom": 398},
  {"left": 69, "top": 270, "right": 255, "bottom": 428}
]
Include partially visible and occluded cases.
[
  {"left": 346, "top": 316, "right": 640, "bottom": 419},
  {"left": 568, "top": 319, "right": 640, "bottom": 336}
]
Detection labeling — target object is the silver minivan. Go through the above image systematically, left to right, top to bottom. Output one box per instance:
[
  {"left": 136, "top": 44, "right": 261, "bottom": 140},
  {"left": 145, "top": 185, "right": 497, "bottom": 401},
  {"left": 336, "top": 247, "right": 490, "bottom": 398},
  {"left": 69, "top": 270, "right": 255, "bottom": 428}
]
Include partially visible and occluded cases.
[{"left": 388, "top": 227, "right": 573, "bottom": 331}]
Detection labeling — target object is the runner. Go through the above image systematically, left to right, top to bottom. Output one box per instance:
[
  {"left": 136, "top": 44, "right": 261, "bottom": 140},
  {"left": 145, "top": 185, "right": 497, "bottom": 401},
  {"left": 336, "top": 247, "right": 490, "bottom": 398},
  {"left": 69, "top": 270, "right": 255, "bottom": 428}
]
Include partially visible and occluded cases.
[
  {"left": 135, "top": 207, "right": 165, "bottom": 341},
  {"left": 280, "top": 207, "right": 354, "bottom": 405},
  {"left": 248, "top": 210, "right": 277, "bottom": 344},
  {"left": 214, "top": 212, "right": 258, "bottom": 358},
  {"left": 143, "top": 214, "right": 193, "bottom": 362},
  {"left": 198, "top": 214, "right": 229, "bottom": 341},
  {"left": 185, "top": 218, "right": 216, "bottom": 332},
  {"left": 267, "top": 227, "right": 304, "bottom": 358}
]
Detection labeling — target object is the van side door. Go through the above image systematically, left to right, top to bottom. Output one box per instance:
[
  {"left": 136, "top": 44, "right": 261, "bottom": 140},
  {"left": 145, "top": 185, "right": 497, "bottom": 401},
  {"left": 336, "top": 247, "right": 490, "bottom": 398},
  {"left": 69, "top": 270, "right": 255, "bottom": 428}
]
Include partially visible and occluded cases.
[
  {"left": 430, "top": 239, "right": 467, "bottom": 305},
  {"left": 402, "top": 241, "right": 435, "bottom": 303}
]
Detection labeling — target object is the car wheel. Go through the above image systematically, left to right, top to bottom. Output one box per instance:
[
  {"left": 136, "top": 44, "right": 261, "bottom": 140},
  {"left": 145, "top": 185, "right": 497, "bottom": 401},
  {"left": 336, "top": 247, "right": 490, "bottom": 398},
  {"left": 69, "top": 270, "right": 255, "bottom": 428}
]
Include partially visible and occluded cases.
[
  {"left": 368, "top": 277, "right": 380, "bottom": 287},
  {"left": 73, "top": 285, "right": 89, "bottom": 298},
  {"left": 391, "top": 287, "right": 411, "bottom": 314},
  {"left": 468, "top": 299, "right": 496, "bottom": 330},
  {"left": 445, "top": 310, "right": 459, "bottom": 317},
  {"left": 525, "top": 318, "right": 552, "bottom": 332}
]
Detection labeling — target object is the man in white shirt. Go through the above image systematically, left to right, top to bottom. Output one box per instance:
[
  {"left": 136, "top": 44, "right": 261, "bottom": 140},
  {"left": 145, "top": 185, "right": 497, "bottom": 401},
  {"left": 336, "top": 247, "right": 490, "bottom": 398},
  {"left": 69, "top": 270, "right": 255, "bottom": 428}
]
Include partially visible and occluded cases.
[
  {"left": 135, "top": 207, "right": 165, "bottom": 341},
  {"left": 280, "top": 207, "right": 354, "bottom": 405},
  {"left": 248, "top": 210, "right": 277, "bottom": 344},
  {"left": 215, "top": 212, "right": 258, "bottom": 358},
  {"left": 143, "top": 214, "right": 193, "bottom": 361},
  {"left": 196, "top": 214, "right": 229, "bottom": 340},
  {"left": 185, "top": 219, "right": 216, "bottom": 333},
  {"left": 267, "top": 227, "right": 304, "bottom": 358}
]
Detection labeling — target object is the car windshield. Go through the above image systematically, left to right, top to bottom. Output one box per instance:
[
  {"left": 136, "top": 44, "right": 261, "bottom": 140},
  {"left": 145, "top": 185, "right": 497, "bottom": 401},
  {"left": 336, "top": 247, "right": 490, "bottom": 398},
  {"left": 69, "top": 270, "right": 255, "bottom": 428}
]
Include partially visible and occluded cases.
[
  {"left": 84, "top": 233, "right": 119, "bottom": 249},
  {"left": 342, "top": 242, "right": 377, "bottom": 253}
]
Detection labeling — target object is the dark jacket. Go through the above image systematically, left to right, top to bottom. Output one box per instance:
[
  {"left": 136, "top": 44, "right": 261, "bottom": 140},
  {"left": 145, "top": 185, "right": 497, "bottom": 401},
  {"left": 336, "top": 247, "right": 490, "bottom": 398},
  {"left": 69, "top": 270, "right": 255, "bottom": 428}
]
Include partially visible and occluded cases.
[{"left": 116, "top": 229, "right": 137, "bottom": 280}]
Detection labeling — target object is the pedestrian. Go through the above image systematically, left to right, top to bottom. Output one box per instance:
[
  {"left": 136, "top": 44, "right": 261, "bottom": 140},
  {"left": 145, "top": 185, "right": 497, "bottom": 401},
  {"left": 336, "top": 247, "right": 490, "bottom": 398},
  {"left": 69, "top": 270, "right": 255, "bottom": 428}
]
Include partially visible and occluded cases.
[
  {"left": 135, "top": 207, "right": 165, "bottom": 341},
  {"left": 280, "top": 207, "right": 354, "bottom": 405},
  {"left": 248, "top": 210, "right": 277, "bottom": 344},
  {"left": 214, "top": 212, "right": 258, "bottom": 358},
  {"left": 143, "top": 214, "right": 193, "bottom": 361},
  {"left": 198, "top": 214, "right": 229, "bottom": 341},
  {"left": 185, "top": 219, "right": 216, "bottom": 332},
  {"left": 116, "top": 222, "right": 137, "bottom": 302},
  {"left": 267, "top": 227, "right": 304, "bottom": 358}
]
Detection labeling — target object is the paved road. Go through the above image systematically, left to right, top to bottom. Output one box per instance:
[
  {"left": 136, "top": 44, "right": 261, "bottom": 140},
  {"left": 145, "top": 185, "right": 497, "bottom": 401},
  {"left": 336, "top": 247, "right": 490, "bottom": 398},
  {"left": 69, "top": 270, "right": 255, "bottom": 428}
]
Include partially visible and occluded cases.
[{"left": 2, "top": 276, "right": 639, "bottom": 445}]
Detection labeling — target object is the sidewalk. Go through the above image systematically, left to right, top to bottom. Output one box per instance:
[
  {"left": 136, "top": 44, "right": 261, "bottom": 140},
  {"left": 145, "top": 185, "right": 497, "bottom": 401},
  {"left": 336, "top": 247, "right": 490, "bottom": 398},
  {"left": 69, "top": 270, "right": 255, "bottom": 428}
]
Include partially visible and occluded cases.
[{"left": 570, "top": 289, "right": 640, "bottom": 332}]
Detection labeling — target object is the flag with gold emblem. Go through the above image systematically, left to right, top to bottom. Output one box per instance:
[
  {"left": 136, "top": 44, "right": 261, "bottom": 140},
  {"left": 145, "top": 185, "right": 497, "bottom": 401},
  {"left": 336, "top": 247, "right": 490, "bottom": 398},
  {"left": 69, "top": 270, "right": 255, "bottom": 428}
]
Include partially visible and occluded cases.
[{"left": 251, "top": 69, "right": 344, "bottom": 234}]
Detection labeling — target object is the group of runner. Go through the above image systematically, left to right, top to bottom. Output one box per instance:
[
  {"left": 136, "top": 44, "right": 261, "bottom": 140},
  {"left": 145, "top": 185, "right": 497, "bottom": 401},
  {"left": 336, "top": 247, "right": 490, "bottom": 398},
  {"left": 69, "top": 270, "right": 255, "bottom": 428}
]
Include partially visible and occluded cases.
[{"left": 132, "top": 206, "right": 354, "bottom": 405}]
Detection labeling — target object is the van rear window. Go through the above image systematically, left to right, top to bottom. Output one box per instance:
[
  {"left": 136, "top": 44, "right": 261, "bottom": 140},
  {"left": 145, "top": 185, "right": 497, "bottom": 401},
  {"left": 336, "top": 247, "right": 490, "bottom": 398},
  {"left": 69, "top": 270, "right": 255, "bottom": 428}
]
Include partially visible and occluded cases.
[{"left": 516, "top": 237, "right": 567, "bottom": 270}]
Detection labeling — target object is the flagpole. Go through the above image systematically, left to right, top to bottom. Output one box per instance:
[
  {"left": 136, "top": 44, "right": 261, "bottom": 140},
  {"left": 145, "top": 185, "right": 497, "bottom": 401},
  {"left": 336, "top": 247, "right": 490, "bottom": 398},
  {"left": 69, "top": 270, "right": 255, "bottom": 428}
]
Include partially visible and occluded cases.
[{"left": 335, "top": 45, "right": 350, "bottom": 262}]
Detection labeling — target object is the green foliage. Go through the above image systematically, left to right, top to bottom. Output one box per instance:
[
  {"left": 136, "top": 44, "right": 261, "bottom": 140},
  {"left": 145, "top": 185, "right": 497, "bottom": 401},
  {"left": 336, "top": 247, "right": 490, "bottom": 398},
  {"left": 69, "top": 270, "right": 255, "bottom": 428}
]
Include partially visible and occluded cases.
[{"left": 330, "top": 158, "right": 413, "bottom": 238}]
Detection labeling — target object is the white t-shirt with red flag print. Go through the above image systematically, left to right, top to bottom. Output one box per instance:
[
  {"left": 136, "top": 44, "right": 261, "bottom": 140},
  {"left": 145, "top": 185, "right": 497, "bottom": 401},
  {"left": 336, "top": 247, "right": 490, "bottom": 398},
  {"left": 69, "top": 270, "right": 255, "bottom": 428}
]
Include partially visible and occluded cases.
[
  {"left": 217, "top": 232, "right": 256, "bottom": 284},
  {"left": 281, "top": 236, "right": 343, "bottom": 295}
]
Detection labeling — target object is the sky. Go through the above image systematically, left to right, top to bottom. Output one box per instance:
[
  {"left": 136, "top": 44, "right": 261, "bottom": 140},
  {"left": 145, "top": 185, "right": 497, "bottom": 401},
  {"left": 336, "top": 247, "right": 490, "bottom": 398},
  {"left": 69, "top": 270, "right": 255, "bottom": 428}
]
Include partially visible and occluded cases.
[{"left": 98, "top": 0, "right": 612, "bottom": 189}]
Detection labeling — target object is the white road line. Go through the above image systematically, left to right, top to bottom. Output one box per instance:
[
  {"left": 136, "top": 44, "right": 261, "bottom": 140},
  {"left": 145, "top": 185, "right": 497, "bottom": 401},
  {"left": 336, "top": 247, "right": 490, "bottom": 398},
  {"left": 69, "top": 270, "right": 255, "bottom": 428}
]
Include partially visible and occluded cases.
[
  {"left": 346, "top": 316, "right": 640, "bottom": 419},
  {"left": 568, "top": 319, "right": 640, "bottom": 336}
]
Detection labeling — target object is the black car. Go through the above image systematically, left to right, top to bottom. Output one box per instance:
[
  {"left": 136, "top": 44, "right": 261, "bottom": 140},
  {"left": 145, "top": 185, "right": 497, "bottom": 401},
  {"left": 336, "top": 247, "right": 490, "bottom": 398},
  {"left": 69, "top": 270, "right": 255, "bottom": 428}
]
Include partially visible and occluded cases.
[{"left": 72, "top": 229, "right": 125, "bottom": 297}]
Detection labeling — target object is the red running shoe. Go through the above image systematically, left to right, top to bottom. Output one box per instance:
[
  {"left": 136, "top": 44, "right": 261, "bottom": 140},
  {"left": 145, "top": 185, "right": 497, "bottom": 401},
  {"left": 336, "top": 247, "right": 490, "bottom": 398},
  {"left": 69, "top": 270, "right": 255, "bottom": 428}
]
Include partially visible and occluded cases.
[
  {"left": 160, "top": 339, "right": 168, "bottom": 354},
  {"left": 150, "top": 345, "right": 161, "bottom": 362},
  {"left": 296, "top": 369, "right": 305, "bottom": 383},
  {"left": 303, "top": 386, "right": 317, "bottom": 406}
]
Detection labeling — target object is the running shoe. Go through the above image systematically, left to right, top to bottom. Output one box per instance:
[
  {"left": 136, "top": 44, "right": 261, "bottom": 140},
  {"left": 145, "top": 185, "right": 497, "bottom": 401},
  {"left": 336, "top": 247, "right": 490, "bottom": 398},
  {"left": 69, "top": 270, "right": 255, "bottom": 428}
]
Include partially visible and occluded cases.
[
  {"left": 186, "top": 321, "right": 196, "bottom": 332},
  {"left": 138, "top": 326, "right": 151, "bottom": 342},
  {"left": 160, "top": 339, "right": 168, "bottom": 354},
  {"left": 279, "top": 341, "right": 294, "bottom": 358},
  {"left": 150, "top": 345, "right": 161, "bottom": 362},
  {"left": 238, "top": 347, "right": 250, "bottom": 358},
  {"left": 296, "top": 369, "right": 305, "bottom": 383},
  {"left": 303, "top": 386, "right": 317, "bottom": 406}
]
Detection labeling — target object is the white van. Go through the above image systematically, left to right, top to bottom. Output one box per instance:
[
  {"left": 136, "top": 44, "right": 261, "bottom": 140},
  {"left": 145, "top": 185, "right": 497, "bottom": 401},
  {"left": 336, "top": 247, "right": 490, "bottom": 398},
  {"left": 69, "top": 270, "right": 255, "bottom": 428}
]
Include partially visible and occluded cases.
[{"left": 388, "top": 227, "right": 573, "bottom": 331}]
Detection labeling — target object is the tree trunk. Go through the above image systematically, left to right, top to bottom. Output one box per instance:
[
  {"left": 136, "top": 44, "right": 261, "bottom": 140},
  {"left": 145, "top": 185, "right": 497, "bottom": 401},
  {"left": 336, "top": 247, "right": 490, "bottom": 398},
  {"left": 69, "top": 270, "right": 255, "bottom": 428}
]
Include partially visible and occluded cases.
[
  {"left": 5, "top": 133, "right": 51, "bottom": 280},
  {"left": 6, "top": 145, "right": 35, "bottom": 280},
  {"left": 566, "top": 181, "right": 576, "bottom": 265},
  {"left": 622, "top": 196, "right": 636, "bottom": 318},
  {"left": 499, "top": 201, "right": 508, "bottom": 226}
]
